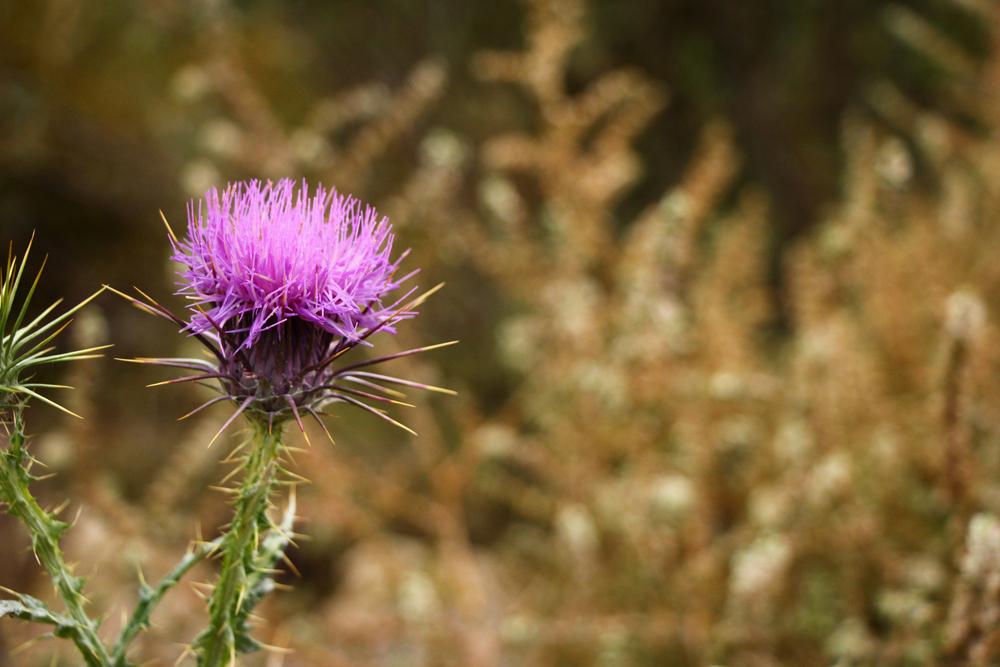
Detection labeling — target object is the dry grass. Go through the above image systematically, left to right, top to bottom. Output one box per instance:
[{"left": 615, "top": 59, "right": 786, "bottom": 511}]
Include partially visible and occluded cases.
[{"left": 3, "top": 0, "right": 1000, "bottom": 666}]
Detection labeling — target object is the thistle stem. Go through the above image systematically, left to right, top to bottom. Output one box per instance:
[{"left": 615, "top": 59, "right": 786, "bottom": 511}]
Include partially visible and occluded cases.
[
  {"left": 0, "top": 412, "right": 112, "bottom": 667},
  {"left": 196, "top": 424, "right": 284, "bottom": 667},
  {"left": 112, "top": 537, "right": 223, "bottom": 667}
]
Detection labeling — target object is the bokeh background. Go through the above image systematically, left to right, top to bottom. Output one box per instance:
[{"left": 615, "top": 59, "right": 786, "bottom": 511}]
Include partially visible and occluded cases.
[{"left": 3, "top": 0, "right": 1000, "bottom": 665}]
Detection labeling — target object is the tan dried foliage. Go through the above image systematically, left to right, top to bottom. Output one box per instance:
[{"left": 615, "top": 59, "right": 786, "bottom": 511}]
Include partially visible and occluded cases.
[{"left": 8, "top": 0, "right": 1000, "bottom": 666}]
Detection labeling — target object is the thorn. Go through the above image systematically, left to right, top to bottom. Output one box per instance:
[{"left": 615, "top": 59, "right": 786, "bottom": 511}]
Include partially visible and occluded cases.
[
  {"left": 161, "top": 210, "right": 179, "bottom": 243},
  {"left": 408, "top": 281, "right": 445, "bottom": 309},
  {"left": 105, "top": 285, "right": 159, "bottom": 316},
  {"left": 330, "top": 340, "right": 459, "bottom": 378},
  {"left": 147, "top": 372, "right": 223, "bottom": 388},
  {"left": 348, "top": 372, "right": 458, "bottom": 395},
  {"left": 341, "top": 374, "right": 408, "bottom": 397},
  {"left": 323, "top": 384, "right": 417, "bottom": 407},
  {"left": 334, "top": 394, "right": 418, "bottom": 435},
  {"left": 283, "top": 395, "right": 311, "bottom": 446},
  {"left": 178, "top": 396, "right": 231, "bottom": 420},
  {"left": 208, "top": 396, "right": 254, "bottom": 448},
  {"left": 305, "top": 406, "right": 335, "bottom": 445},
  {"left": 220, "top": 437, "right": 252, "bottom": 463},
  {"left": 217, "top": 465, "right": 244, "bottom": 487},
  {"left": 278, "top": 470, "right": 311, "bottom": 484},
  {"left": 287, "top": 485, "right": 297, "bottom": 518},
  {"left": 266, "top": 522, "right": 298, "bottom": 550},
  {"left": 280, "top": 553, "right": 301, "bottom": 578},
  {"left": 9, "top": 635, "right": 46, "bottom": 656},
  {"left": 259, "top": 641, "right": 293, "bottom": 654},
  {"left": 173, "top": 644, "right": 194, "bottom": 666}
]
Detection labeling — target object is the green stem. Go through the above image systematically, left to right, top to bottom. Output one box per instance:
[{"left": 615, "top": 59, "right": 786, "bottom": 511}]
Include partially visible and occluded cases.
[
  {"left": 0, "top": 412, "right": 112, "bottom": 667},
  {"left": 195, "top": 424, "right": 284, "bottom": 667},
  {"left": 111, "top": 537, "right": 223, "bottom": 667}
]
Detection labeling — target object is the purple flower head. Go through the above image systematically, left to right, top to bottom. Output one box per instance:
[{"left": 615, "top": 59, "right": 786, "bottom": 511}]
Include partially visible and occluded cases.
[
  {"left": 121, "top": 179, "right": 454, "bottom": 441},
  {"left": 174, "top": 179, "right": 414, "bottom": 348}
]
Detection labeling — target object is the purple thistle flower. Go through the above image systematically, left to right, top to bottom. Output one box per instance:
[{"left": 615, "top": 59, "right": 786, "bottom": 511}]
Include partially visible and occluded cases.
[
  {"left": 118, "top": 179, "right": 454, "bottom": 441},
  {"left": 175, "top": 180, "right": 414, "bottom": 348}
]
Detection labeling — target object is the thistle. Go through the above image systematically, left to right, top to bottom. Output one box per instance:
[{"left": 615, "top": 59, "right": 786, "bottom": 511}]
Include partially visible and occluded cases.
[
  {"left": 117, "top": 179, "right": 454, "bottom": 442},
  {"left": 118, "top": 179, "right": 454, "bottom": 666},
  {"left": 1, "top": 236, "right": 107, "bottom": 417},
  {"left": 0, "top": 238, "right": 110, "bottom": 666},
  {"left": 1, "top": 240, "right": 228, "bottom": 667}
]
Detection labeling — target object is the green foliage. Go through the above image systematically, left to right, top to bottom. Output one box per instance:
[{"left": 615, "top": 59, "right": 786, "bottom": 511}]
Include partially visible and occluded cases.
[
  {"left": 0, "top": 237, "right": 108, "bottom": 416},
  {"left": 0, "top": 238, "right": 255, "bottom": 667},
  {"left": 0, "top": 240, "right": 114, "bottom": 663},
  {"left": 1, "top": 408, "right": 229, "bottom": 667},
  {"left": 0, "top": 416, "right": 112, "bottom": 667},
  {"left": 194, "top": 426, "right": 294, "bottom": 667},
  {"left": 111, "top": 537, "right": 223, "bottom": 667},
  {"left": 0, "top": 593, "right": 106, "bottom": 662}
]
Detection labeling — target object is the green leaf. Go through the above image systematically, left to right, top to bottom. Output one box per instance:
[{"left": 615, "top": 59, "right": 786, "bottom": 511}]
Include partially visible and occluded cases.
[
  {"left": 0, "top": 593, "right": 108, "bottom": 667},
  {"left": 0, "top": 593, "right": 73, "bottom": 628}
]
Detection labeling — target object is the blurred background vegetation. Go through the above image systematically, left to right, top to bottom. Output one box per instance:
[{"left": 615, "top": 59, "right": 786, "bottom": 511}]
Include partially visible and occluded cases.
[{"left": 3, "top": 0, "right": 1000, "bottom": 665}]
